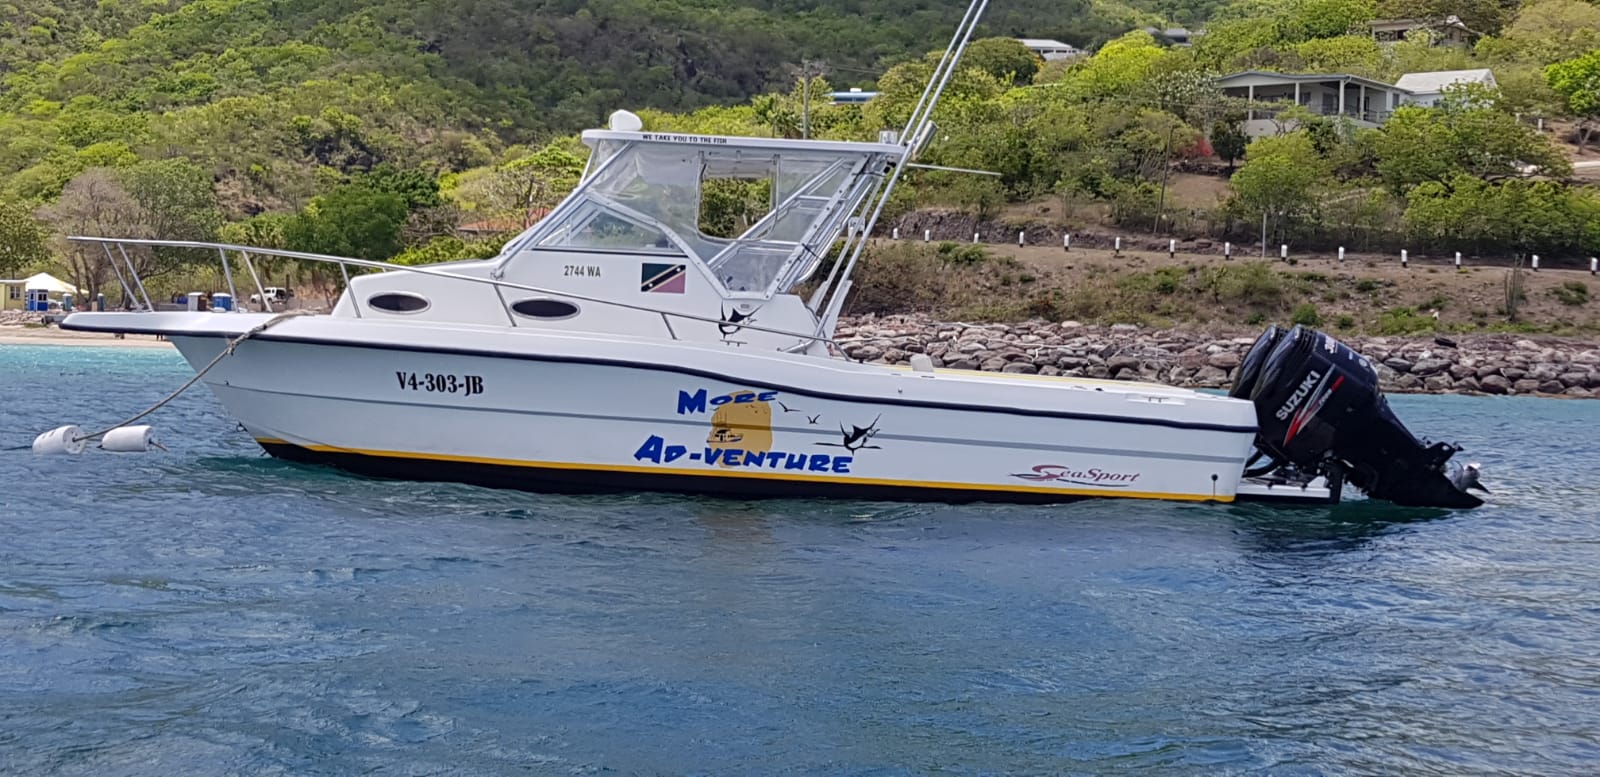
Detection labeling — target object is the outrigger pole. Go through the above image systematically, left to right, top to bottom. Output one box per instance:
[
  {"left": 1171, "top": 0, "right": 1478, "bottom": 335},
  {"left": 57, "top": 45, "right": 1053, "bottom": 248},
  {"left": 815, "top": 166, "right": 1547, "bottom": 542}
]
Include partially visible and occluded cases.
[{"left": 814, "top": 0, "right": 991, "bottom": 338}]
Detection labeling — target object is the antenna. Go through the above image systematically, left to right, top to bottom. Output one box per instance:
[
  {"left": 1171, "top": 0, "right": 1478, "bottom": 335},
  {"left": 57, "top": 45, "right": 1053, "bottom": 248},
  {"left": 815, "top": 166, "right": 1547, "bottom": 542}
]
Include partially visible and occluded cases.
[{"left": 814, "top": 0, "right": 991, "bottom": 338}]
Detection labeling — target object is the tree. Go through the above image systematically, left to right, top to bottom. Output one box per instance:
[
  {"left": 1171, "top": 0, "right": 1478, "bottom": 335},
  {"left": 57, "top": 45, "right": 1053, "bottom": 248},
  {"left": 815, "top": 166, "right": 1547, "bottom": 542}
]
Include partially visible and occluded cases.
[
  {"left": 1476, "top": 0, "right": 1600, "bottom": 65},
  {"left": 1067, "top": 31, "right": 1167, "bottom": 102},
  {"left": 962, "top": 38, "right": 1042, "bottom": 87},
  {"left": 1546, "top": 51, "right": 1600, "bottom": 152},
  {"left": 1372, "top": 86, "right": 1571, "bottom": 193},
  {"left": 1211, "top": 117, "right": 1250, "bottom": 172},
  {"left": 1229, "top": 131, "right": 1330, "bottom": 240},
  {"left": 446, "top": 143, "right": 585, "bottom": 227},
  {"left": 118, "top": 158, "right": 222, "bottom": 279},
  {"left": 36, "top": 168, "right": 147, "bottom": 303},
  {"left": 283, "top": 184, "right": 409, "bottom": 261},
  {"left": 0, "top": 202, "right": 49, "bottom": 278}
]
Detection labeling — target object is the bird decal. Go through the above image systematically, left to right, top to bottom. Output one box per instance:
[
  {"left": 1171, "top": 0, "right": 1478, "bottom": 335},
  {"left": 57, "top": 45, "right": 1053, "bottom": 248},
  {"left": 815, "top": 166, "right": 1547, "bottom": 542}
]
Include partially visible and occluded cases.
[
  {"left": 777, "top": 401, "right": 800, "bottom": 413},
  {"left": 806, "top": 414, "right": 821, "bottom": 425}
]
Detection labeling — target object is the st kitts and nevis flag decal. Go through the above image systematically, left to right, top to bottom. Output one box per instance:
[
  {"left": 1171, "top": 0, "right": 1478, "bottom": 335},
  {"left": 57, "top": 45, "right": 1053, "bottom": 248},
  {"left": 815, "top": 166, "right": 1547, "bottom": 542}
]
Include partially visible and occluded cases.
[{"left": 640, "top": 263, "right": 687, "bottom": 294}]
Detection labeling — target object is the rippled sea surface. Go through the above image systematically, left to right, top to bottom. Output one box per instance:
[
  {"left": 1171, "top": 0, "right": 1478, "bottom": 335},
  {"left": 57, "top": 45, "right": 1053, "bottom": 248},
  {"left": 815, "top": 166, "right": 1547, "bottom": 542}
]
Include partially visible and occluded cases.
[{"left": 3, "top": 344, "right": 1600, "bottom": 775}]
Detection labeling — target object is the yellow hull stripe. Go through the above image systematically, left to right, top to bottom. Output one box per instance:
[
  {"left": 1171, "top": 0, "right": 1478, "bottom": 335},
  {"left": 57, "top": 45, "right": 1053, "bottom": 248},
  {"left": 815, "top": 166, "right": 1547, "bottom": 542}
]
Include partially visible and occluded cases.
[{"left": 254, "top": 438, "right": 1234, "bottom": 503}]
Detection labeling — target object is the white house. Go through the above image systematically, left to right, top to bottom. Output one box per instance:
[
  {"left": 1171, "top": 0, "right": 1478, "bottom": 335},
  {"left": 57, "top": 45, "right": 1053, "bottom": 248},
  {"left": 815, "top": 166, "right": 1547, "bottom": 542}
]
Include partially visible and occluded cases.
[
  {"left": 1369, "top": 16, "right": 1475, "bottom": 46},
  {"left": 1016, "top": 38, "right": 1083, "bottom": 61},
  {"left": 1393, "top": 69, "right": 1497, "bottom": 108},
  {"left": 1215, "top": 71, "right": 1408, "bottom": 137}
]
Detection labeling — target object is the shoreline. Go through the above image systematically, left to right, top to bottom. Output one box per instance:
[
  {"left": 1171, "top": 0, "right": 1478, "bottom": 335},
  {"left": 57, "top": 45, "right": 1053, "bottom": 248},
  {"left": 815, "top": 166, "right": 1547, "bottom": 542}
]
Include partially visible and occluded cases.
[
  {"left": 836, "top": 314, "right": 1600, "bottom": 399},
  {"left": 0, "top": 330, "right": 173, "bottom": 348}
]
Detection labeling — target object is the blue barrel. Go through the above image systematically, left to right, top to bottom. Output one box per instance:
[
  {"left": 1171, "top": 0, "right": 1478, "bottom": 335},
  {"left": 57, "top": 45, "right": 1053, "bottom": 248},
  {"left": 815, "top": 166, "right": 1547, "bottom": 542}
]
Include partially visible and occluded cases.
[{"left": 212, "top": 292, "right": 233, "bottom": 311}]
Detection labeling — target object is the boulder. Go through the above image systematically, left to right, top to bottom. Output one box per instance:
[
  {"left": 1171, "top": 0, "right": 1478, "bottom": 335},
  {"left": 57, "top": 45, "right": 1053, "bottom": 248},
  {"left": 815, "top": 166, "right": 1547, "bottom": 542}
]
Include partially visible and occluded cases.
[
  {"left": 1207, "top": 351, "right": 1242, "bottom": 370},
  {"left": 1108, "top": 354, "right": 1142, "bottom": 372},
  {"left": 980, "top": 357, "right": 1008, "bottom": 372},
  {"left": 1383, "top": 357, "right": 1414, "bottom": 373},
  {"left": 946, "top": 358, "right": 979, "bottom": 371},
  {"left": 1411, "top": 358, "right": 1451, "bottom": 376},
  {"left": 1002, "top": 362, "right": 1039, "bottom": 375},
  {"left": 1038, "top": 365, "right": 1062, "bottom": 377},
  {"left": 1501, "top": 366, "right": 1527, "bottom": 380},
  {"left": 1558, "top": 372, "right": 1588, "bottom": 388},
  {"left": 1480, "top": 374, "right": 1511, "bottom": 394},
  {"left": 1424, "top": 375, "right": 1453, "bottom": 392},
  {"left": 1455, "top": 376, "right": 1481, "bottom": 393},
  {"left": 1512, "top": 378, "right": 1541, "bottom": 394},
  {"left": 1538, "top": 380, "right": 1566, "bottom": 395},
  {"left": 1564, "top": 387, "right": 1593, "bottom": 398}
]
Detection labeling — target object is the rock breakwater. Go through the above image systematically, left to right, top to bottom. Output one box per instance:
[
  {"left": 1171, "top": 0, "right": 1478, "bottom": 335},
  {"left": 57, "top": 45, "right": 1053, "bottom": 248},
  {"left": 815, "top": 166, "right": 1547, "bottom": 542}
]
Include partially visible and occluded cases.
[{"left": 834, "top": 314, "right": 1600, "bottom": 398}]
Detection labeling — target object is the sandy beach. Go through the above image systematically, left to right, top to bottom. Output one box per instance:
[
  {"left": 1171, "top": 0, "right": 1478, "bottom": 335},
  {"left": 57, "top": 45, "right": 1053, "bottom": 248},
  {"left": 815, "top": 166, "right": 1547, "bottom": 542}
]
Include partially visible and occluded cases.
[{"left": 0, "top": 327, "right": 173, "bottom": 348}]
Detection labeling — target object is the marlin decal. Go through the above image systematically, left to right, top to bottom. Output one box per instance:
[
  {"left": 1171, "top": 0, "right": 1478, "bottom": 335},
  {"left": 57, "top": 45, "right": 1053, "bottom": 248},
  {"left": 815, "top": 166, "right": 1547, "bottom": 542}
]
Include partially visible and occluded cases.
[
  {"left": 718, "top": 305, "right": 759, "bottom": 338},
  {"left": 817, "top": 415, "right": 882, "bottom": 453}
]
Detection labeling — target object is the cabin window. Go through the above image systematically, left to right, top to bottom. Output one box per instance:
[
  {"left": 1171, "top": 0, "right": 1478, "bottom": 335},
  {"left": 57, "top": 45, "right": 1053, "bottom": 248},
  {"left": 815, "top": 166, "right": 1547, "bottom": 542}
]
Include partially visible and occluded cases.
[
  {"left": 366, "top": 292, "right": 430, "bottom": 314},
  {"left": 511, "top": 298, "right": 580, "bottom": 320}
]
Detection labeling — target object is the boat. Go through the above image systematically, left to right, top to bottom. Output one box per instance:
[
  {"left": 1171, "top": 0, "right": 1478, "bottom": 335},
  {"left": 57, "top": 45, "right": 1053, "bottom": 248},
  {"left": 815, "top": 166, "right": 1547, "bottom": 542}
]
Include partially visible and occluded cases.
[{"left": 56, "top": 0, "right": 1486, "bottom": 509}]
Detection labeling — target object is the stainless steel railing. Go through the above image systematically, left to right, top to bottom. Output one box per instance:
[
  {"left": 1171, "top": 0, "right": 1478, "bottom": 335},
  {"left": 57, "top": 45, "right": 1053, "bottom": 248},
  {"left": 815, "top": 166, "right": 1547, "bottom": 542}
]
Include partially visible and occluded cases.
[{"left": 65, "top": 236, "right": 855, "bottom": 356}]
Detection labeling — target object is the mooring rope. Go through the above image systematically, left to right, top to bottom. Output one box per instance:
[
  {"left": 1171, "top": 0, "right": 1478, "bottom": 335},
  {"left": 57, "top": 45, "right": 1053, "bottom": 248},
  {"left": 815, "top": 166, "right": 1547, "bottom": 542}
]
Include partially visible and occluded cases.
[{"left": 69, "top": 311, "right": 316, "bottom": 444}]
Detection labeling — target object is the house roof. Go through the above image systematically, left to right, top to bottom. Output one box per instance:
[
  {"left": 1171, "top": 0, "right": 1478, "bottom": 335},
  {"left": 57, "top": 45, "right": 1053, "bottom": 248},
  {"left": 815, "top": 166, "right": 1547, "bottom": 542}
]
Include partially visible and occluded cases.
[
  {"left": 1368, "top": 15, "right": 1468, "bottom": 31},
  {"left": 1016, "top": 38, "right": 1077, "bottom": 50},
  {"left": 1393, "top": 69, "right": 1495, "bottom": 94},
  {"left": 1216, "top": 70, "right": 1401, "bottom": 92},
  {"left": 0, "top": 272, "right": 80, "bottom": 294}
]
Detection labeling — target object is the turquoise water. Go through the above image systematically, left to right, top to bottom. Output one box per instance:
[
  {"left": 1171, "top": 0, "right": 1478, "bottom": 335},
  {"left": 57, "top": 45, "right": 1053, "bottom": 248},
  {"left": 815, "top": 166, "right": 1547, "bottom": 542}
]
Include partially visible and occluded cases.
[{"left": 2, "top": 344, "right": 1599, "bottom": 775}]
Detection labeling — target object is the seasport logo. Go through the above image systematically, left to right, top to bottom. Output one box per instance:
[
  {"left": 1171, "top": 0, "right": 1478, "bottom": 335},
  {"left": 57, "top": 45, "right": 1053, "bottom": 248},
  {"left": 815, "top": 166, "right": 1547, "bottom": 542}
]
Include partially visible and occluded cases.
[
  {"left": 1275, "top": 370, "right": 1324, "bottom": 421},
  {"left": 1011, "top": 464, "right": 1141, "bottom": 487}
]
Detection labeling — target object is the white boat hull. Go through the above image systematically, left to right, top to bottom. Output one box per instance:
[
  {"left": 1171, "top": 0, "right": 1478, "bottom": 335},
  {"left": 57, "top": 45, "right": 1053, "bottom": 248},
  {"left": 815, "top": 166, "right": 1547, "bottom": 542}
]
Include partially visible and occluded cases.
[{"left": 85, "top": 314, "right": 1263, "bottom": 504}]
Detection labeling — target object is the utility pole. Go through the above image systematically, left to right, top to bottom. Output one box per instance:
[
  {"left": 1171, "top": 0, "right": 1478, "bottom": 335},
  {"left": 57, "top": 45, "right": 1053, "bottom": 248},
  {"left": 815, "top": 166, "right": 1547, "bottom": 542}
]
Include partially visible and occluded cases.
[
  {"left": 798, "top": 59, "right": 827, "bottom": 140},
  {"left": 1153, "top": 124, "right": 1176, "bottom": 234}
]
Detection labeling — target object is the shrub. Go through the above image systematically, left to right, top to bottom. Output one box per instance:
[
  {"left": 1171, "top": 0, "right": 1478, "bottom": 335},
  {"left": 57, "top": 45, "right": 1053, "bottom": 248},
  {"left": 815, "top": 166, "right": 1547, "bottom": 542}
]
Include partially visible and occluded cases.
[
  {"left": 936, "top": 241, "right": 987, "bottom": 265},
  {"left": 1203, "top": 262, "right": 1283, "bottom": 307},
  {"left": 1354, "top": 278, "right": 1382, "bottom": 293},
  {"left": 1554, "top": 281, "right": 1589, "bottom": 306},
  {"left": 1291, "top": 302, "right": 1322, "bottom": 327},
  {"left": 1376, "top": 306, "right": 1434, "bottom": 335},
  {"left": 1246, "top": 311, "right": 1266, "bottom": 325},
  {"left": 1335, "top": 314, "right": 1355, "bottom": 329}
]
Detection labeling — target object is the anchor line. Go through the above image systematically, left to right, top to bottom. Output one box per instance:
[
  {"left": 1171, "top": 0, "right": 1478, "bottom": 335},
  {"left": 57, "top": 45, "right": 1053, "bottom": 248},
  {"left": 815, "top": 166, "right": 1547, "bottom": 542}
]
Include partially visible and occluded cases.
[{"left": 69, "top": 311, "right": 315, "bottom": 444}]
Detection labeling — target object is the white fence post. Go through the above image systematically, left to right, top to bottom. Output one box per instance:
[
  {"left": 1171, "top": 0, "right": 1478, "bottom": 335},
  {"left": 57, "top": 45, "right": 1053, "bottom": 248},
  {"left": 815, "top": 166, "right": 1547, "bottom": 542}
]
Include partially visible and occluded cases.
[
  {"left": 892, "top": 227, "right": 899, "bottom": 240},
  {"left": 923, "top": 229, "right": 930, "bottom": 242},
  {"left": 1018, "top": 230, "right": 1025, "bottom": 247},
  {"left": 973, "top": 232, "right": 980, "bottom": 244},
  {"left": 1063, "top": 233, "right": 1071, "bottom": 252},
  {"left": 1114, "top": 237, "right": 1122, "bottom": 257},
  {"left": 1168, "top": 239, "right": 1176, "bottom": 258},
  {"left": 1224, "top": 241, "right": 1232, "bottom": 260},
  {"left": 1280, "top": 244, "right": 1288, "bottom": 261},
  {"left": 1337, "top": 246, "right": 1344, "bottom": 262},
  {"left": 1401, "top": 249, "right": 1408, "bottom": 269},
  {"left": 1454, "top": 251, "right": 1462, "bottom": 269},
  {"left": 1532, "top": 254, "right": 1540, "bottom": 272},
  {"left": 1591, "top": 256, "right": 1597, "bottom": 276}
]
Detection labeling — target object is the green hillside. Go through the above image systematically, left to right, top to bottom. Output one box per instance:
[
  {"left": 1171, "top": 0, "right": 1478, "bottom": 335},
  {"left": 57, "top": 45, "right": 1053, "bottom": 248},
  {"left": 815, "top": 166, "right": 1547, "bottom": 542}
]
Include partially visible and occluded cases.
[{"left": 2, "top": 0, "right": 1598, "bottom": 323}]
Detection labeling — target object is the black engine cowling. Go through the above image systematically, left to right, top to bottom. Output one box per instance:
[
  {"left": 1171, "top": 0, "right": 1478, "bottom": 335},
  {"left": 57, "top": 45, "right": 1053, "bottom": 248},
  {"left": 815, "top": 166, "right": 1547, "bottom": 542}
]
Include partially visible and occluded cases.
[{"left": 1237, "top": 325, "right": 1485, "bottom": 508}]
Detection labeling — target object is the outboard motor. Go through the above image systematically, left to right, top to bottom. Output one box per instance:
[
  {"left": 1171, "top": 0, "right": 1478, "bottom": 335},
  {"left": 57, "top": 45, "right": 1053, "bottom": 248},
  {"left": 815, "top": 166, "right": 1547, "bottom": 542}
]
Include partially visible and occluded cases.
[{"left": 1236, "top": 325, "right": 1487, "bottom": 508}]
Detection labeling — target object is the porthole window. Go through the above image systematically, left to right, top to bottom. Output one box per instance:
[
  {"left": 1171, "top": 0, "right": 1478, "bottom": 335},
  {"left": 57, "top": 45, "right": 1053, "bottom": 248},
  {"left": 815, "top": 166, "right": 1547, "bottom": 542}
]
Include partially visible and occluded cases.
[
  {"left": 367, "top": 292, "right": 430, "bottom": 314},
  {"left": 512, "top": 298, "right": 580, "bottom": 320}
]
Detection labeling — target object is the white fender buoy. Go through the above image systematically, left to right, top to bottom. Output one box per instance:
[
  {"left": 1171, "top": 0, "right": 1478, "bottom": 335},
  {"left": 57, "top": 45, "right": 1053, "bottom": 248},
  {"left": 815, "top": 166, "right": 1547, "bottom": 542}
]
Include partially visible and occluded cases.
[
  {"left": 33, "top": 425, "right": 87, "bottom": 455},
  {"left": 101, "top": 425, "right": 157, "bottom": 452}
]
